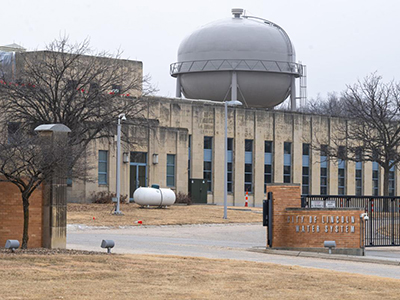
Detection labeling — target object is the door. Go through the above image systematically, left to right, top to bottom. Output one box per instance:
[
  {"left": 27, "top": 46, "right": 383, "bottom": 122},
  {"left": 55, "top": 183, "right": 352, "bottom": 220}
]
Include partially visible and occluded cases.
[
  {"left": 130, "top": 152, "right": 147, "bottom": 201},
  {"left": 189, "top": 179, "right": 208, "bottom": 204}
]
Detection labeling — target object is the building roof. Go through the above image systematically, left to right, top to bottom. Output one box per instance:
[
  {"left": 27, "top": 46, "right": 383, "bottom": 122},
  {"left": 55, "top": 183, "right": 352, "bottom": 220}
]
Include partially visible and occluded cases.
[{"left": 0, "top": 43, "right": 26, "bottom": 52}]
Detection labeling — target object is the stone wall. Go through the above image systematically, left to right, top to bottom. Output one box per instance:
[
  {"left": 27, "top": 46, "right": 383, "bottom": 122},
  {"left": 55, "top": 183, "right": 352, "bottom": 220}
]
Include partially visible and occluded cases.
[
  {"left": 67, "top": 96, "right": 400, "bottom": 205},
  {"left": 0, "top": 181, "right": 43, "bottom": 248}
]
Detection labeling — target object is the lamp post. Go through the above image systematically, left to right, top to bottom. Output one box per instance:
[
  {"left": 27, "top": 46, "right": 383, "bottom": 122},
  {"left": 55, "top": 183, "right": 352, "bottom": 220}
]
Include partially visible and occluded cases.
[
  {"left": 224, "top": 100, "right": 242, "bottom": 219},
  {"left": 114, "top": 113, "right": 126, "bottom": 215}
]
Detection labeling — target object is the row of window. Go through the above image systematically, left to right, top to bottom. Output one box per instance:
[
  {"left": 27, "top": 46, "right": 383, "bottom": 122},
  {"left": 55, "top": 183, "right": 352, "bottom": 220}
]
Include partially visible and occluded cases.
[
  {"left": 201, "top": 137, "right": 292, "bottom": 193},
  {"left": 199, "top": 138, "right": 397, "bottom": 196},
  {"left": 97, "top": 141, "right": 397, "bottom": 196}
]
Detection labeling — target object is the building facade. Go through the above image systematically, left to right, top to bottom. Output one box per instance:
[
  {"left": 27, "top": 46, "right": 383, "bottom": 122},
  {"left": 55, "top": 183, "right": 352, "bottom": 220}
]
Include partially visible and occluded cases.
[{"left": 68, "top": 96, "right": 398, "bottom": 206}]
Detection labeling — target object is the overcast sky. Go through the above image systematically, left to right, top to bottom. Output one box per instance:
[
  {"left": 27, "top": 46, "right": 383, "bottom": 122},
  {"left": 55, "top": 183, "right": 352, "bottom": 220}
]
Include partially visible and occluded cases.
[{"left": 2, "top": 0, "right": 399, "bottom": 103}]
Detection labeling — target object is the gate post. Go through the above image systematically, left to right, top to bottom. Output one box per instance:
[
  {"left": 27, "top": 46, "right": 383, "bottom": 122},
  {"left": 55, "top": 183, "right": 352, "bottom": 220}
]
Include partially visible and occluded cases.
[
  {"left": 35, "top": 124, "right": 71, "bottom": 249},
  {"left": 267, "top": 192, "right": 273, "bottom": 247}
]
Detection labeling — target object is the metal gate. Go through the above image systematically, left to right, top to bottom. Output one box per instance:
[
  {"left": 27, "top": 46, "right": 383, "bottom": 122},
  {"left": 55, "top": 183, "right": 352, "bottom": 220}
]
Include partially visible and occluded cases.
[{"left": 301, "top": 195, "right": 400, "bottom": 247}]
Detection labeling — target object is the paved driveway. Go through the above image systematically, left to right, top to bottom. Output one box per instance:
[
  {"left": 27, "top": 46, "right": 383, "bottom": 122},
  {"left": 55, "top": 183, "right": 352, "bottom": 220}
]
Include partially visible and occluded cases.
[{"left": 67, "top": 223, "right": 400, "bottom": 279}]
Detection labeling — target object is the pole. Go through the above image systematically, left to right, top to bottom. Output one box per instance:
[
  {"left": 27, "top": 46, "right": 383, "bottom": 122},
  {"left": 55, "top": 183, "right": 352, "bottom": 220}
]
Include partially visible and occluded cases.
[
  {"left": 231, "top": 71, "right": 237, "bottom": 101},
  {"left": 176, "top": 75, "right": 182, "bottom": 98},
  {"left": 290, "top": 76, "right": 296, "bottom": 111},
  {"left": 223, "top": 101, "right": 228, "bottom": 219},
  {"left": 115, "top": 116, "right": 122, "bottom": 214}
]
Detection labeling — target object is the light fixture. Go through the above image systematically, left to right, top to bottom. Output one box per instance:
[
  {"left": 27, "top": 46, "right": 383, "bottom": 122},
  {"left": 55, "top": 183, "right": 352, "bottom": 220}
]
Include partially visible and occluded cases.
[
  {"left": 224, "top": 99, "right": 242, "bottom": 219},
  {"left": 114, "top": 113, "right": 125, "bottom": 215},
  {"left": 123, "top": 152, "right": 129, "bottom": 163},
  {"left": 152, "top": 153, "right": 159, "bottom": 165},
  {"left": 5, "top": 240, "right": 20, "bottom": 253},
  {"left": 101, "top": 240, "right": 115, "bottom": 254},
  {"left": 324, "top": 240, "right": 336, "bottom": 254}
]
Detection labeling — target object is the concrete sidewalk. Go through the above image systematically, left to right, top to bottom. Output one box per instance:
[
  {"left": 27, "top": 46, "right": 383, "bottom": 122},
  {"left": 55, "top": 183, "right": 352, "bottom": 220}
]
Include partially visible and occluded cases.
[
  {"left": 67, "top": 223, "right": 400, "bottom": 279},
  {"left": 249, "top": 247, "right": 400, "bottom": 266}
]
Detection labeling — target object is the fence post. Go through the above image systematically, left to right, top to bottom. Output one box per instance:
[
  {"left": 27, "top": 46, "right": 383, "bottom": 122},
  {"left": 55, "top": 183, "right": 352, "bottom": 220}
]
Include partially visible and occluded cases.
[
  {"left": 369, "top": 198, "right": 373, "bottom": 246},
  {"left": 392, "top": 198, "right": 395, "bottom": 245}
]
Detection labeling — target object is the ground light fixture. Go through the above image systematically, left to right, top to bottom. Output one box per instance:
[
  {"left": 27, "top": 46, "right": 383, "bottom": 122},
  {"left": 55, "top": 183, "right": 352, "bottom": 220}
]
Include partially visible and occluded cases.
[
  {"left": 224, "top": 98, "right": 242, "bottom": 219},
  {"left": 114, "top": 113, "right": 126, "bottom": 215},
  {"left": 5, "top": 240, "right": 20, "bottom": 252},
  {"left": 101, "top": 240, "right": 115, "bottom": 254},
  {"left": 324, "top": 240, "right": 336, "bottom": 254}
]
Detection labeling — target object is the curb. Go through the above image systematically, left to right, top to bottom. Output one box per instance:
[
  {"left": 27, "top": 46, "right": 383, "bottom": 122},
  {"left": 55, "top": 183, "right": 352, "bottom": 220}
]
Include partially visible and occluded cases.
[{"left": 248, "top": 248, "right": 400, "bottom": 266}]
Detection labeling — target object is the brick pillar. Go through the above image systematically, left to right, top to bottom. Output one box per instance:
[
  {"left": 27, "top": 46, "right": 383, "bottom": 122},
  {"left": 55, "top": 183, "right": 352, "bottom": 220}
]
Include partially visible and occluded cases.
[
  {"left": 35, "top": 124, "right": 71, "bottom": 249},
  {"left": 266, "top": 183, "right": 301, "bottom": 247}
]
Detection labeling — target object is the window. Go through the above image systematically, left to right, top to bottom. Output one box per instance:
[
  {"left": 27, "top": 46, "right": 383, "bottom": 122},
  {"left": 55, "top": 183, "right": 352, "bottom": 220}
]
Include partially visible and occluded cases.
[
  {"left": 66, "top": 80, "right": 77, "bottom": 91},
  {"left": 90, "top": 82, "right": 99, "bottom": 94},
  {"left": 111, "top": 84, "right": 121, "bottom": 94},
  {"left": 7, "top": 122, "right": 21, "bottom": 144},
  {"left": 188, "top": 135, "right": 191, "bottom": 180},
  {"left": 204, "top": 136, "right": 213, "bottom": 192},
  {"left": 227, "top": 138, "right": 233, "bottom": 192},
  {"left": 244, "top": 139, "right": 253, "bottom": 192},
  {"left": 264, "top": 141, "right": 273, "bottom": 193},
  {"left": 283, "top": 142, "right": 291, "bottom": 183},
  {"left": 302, "top": 143, "right": 310, "bottom": 194},
  {"left": 320, "top": 145, "right": 328, "bottom": 195},
  {"left": 338, "top": 146, "right": 346, "bottom": 195},
  {"left": 355, "top": 148, "right": 362, "bottom": 196},
  {"left": 98, "top": 150, "right": 108, "bottom": 185},
  {"left": 130, "top": 152, "right": 147, "bottom": 163},
  {"left": 166, "top": 154, "right": 175, "bottom": 187},
  {"left": 67, "top": 159, "right": 73, "bottom": 187},
  {"left": 338, "top": 160, "right": 346, "bottom": 195},
  {"left": 372, "top": 161, "right": 379, "bottom": 196},
  {"left": 389, "top": 163, "right": 395, "bottom": 196},
  {"left": 66, "top": 175, "right": 72, "bottom": 187}
]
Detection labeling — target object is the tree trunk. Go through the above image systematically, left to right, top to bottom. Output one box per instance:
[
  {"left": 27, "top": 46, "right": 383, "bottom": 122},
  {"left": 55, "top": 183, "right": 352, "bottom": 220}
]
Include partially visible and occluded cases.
[
  {"left": 383, "top": 167, "right": 390, "bottom": 197},
  {"left": 383, "top": 167, "right": 390, "bottom": 213},
  {"left": 22, "top": 194, "right": 30, "bottom": 249}
]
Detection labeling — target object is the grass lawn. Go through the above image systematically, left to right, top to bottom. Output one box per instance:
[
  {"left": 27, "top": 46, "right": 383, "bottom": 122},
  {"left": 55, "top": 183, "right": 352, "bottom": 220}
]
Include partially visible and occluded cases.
[
  {"left": 67, "top": 203, "right": 262, "bottom": 227},
  {"left": 1, "top": 250, "right": 400, "bottom": 299}
]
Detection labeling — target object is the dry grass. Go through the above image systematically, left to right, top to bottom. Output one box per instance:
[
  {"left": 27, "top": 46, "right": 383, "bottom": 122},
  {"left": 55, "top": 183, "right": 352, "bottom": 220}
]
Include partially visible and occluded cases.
[
  {"left": 67, "top": 203, "right": 262, "bottom": 227},
  {"left": 1, "top": 252, "right": 400, "bottom": 299}
]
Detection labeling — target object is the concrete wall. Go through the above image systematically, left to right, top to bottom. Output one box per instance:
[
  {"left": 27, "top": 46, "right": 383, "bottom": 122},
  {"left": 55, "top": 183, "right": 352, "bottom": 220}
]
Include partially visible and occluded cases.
[{"left": 68, "top": 96, "right": 399, "bottom": 205}]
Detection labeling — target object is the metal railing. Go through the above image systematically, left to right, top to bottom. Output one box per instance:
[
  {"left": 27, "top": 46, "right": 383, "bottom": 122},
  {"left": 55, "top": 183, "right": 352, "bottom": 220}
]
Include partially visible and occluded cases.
[
  {"left": 170, "top": 59, "right": 304, "bottom": 77},
  {"left": 301, "top": 195, "right": 400, "bottom": 247}
]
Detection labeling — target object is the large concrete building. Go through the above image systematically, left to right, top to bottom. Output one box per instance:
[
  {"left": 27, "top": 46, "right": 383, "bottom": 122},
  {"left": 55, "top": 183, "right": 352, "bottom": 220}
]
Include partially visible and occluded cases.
[
  {"left": 2, "top": 9, "right": 397, "bottom": 206},
  {"left": 68, "top": 95, "right": 397, "bottom": 206}
]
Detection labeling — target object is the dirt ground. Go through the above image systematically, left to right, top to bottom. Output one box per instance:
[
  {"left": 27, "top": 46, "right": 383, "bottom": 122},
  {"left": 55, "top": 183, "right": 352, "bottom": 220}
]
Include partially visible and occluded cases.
[
  {"left": 67, "top": 203, "right": 262, "bottom": 227},
  {"left": 1, "top": 250, "right": 400, "bottom": 299}
]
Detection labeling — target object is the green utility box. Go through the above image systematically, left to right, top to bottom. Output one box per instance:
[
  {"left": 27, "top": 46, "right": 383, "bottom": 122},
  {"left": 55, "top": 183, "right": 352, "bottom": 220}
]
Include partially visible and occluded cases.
[{"left": 189, "top": 179, "right": 208, "bottom": 204}]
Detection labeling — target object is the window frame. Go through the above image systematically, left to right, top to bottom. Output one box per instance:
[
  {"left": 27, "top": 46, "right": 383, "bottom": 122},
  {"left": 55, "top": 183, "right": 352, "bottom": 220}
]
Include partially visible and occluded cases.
[
  {"left": 98, "top": 150, "right": 108, "bottom": 185},
  {"left": 166, "top": 154, "right": 176, "bottom": 187}
]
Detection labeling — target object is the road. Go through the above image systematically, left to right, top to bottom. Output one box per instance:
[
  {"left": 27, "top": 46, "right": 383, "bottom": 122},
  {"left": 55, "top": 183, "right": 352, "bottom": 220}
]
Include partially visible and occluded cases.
[{"left": 67, "top": 223, "right": 400, "bottom": 279}]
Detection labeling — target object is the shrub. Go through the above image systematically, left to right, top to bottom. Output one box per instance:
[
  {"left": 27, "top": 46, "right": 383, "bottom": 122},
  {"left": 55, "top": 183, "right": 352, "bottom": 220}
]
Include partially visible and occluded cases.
[
  {"left": 90, "top": 191, "right": 128, "bottom": 204},
  {"left": 175, "top": 192, "right": 191, "bottom": 205}
]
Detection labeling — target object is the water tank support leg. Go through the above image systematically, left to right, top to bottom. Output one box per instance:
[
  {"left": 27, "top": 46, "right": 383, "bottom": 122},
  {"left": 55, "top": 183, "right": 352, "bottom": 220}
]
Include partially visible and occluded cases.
[
  {"left": 231, "top": 71, "right": 238, "bottom": 101},
  {"left": 176, "top": 75, "right": 182, "bottom": 98},
  {"left": 290, "top": 77, "right": 296, "bottom": 111}
]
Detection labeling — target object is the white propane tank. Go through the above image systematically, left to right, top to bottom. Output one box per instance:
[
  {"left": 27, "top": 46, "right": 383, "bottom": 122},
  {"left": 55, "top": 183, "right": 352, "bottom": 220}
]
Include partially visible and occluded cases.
[{"left": 133, "top": 187, "right": 176, "bottom": 207}]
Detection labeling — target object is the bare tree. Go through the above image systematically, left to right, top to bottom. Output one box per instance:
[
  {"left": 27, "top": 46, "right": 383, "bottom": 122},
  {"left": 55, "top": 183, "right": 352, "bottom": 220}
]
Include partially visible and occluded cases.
[
  {"left": 0, "top": 36, "right": 153, "bottom": 248},
  {"left": 313, "top": 73, "right": 400, "bottom": 196},
  {"left": 301, "top": 92, "right": 350, "bottom": 117},
  {"left": 0, "top": 128, "right": 72, "bottom": 248}
]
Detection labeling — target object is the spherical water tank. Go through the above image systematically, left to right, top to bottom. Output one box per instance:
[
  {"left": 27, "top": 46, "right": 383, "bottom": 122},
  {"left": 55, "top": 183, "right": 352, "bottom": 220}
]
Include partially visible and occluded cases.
[
  {"left": 170, "top": 9, "right": 303, "bottom": 108},
  {"left": 133, "top": 187, "right": 176, "bottom": 207}
]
